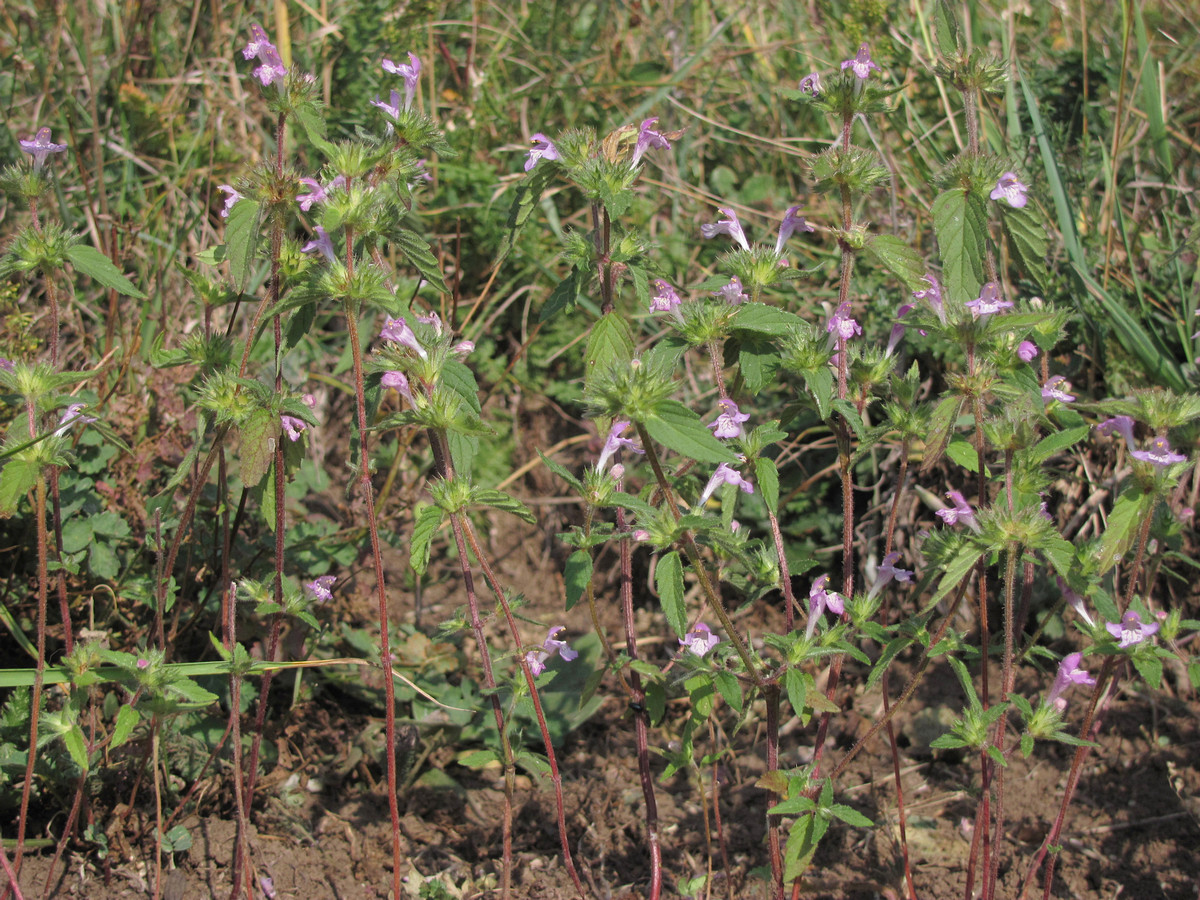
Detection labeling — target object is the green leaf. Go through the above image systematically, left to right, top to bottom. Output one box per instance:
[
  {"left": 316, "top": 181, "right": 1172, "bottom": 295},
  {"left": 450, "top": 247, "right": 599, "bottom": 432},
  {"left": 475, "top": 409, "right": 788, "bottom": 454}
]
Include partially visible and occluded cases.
[
  {"left": 933, "top": 0, "right": 963, "bottom": 56},
  {"left": 295, "top": 104, "right": 333, "bottom": 156},
  {"left": 501, "top": 162, "right": 556, "bottom": 263},
  {"left": 932, "top": 188, "right": 987, "bottom": 306},
  {"left": 224, "top": 199, "right": 261, "bottom": 294},
  {"left": 999, "top": 204, "right": 1050, "bottom": 290},
  {"left": 393, "top": 228, "right": 449, "bottom": 294},
  {"left": 864, "top": 233, "right": 926, "bottom": 290},
  {"left": 65, "top": 244, "right": 145, "bottom": 298},
  {"left": 540, "top": 267, "right": 581, "bottom": 322},
  {"left": 731, "top": 303, "right": 804, "bottom": 337},
  {"left": 584, "top": 313, "right": 635, "bottom": 396},
  {"left": 735, "top": 338, "right": 780, "bottom": 394},
  {"left": 441, "top": 361, "right": 482, "bottom": 415},
  {"left": 800, "top": 366, "right": 833, "bottom": 420},
  {"left": 920, "top": 394, "right": 963, "bottom": 474},
  {"left": 644, "top": 400, "right": 739, "bottom": 465},
  {"left": 239, "top": 408, "right": 278, "bottom": 488},
  {"left": 1026, "top": 426, "right": 1090, "bottom": 464},
  {"left": 945, "top": 436, "right": 981, "bottom": 474},
  {"left": 538, "top": 451, "right": 582, "bottom": 491},
  {"left": 0, "top": 456, "right": 40, "bottom": 516},
  {"left": 754, "top": 457, "right": 779, "bottom": 515},
  {"left": 1096, "top": 483, "right": 1154, "bottom": 575},
  {"left": 474, "top": 489, "right": 536, "bottom": 524},
  {"left": 410, "top": 505, "right": 444, "bottom": 575},
  {"left": 921, "top": 542, "right": 986, "bottom": 613},
  {"left": 563, "top": 550, "right": 592, "bottom": 612},
  {"left": 656, "top": 551, "right": 686, "bottom": 638},
  {"left": 1132, "top": 652, "right": 1163, "bottom": 689},
  {"left": 784, "top": 666, "right": 808, "bottom": 721},
  {"left": 712, "top": 670, "right": 743, "bottom": 713},
  {"left": 167, "top": 678, "right": 220, "bottom": 705},
  {"left": 645, "top": 680, "right": 665, "bottom": 725},
  {"left": 111, "top": 704, "right": 139, "bottom": 749},
  {"left": 62, "top": 726, "right": 89, "bottom": 771},
  {"left": 456, "top": 748, "right": 502, "bottom": 769},
  {"left": 829, "top": 804, "right": 873, "bottom": 827}
]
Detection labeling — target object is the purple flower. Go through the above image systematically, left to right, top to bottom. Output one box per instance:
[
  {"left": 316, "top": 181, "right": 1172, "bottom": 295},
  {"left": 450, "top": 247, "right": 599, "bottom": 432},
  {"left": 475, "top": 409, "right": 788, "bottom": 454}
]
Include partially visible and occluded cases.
[
  {"left": 242, "top": 24, "right": 288, "bottom": 87},
  {"left": 841, "top": 43, "right": 881, "bottom": 79},
  {"left": 381, "top": 52, "right": 421, "bottom": 112},
  {"left": 798, "top": 72, "right": 822, "bottom": 96},
  {"left": 371, "top": 89, "right": 405, "bottom": 121},
  {"left": 631, "top": 117, "right": 671, "bottom": 165},
  {"left": 19, "top": 127, "right": 68, "bottom": 171},
  {"left": 525, "top": 133, "right": 559, "bottom": 172},
  {"left": 990, "top": 172, "right": 1029, "bottom": 209},
  {"left": 297, "top": 175, "right": 344, "bottom": 212},
  {"left": 217, "top": 185, "right": 243, "bottom": 218},
  {"left": 774, "top": 205, "right": 814, "bottom": 255},
  {"left": 701, "top": 207, "right": 750, "bottom": 251},
  {"left": 301, "top": 226, "right": 336, "bottom": 263},
  {"left": 913, "top": 274, "right": 945, "bottom": 323},
  {"left": 715, "top": 276, "right": 749, "bottom": 305},
  {"left": 649, "top": 279, "right": 682, "bottom": 313},
  {"left": 966, "top": 282, "right": 1014, "bottom": 318},
  {"left": 827, "top": 302, "right": 862, "bottom": 341},
  {"left": 885, "top": 303, "right": 915, "bottom": 356},
  {"left": 416, "top": 311, "right": 443, "bottom": 334},
  {"left": 380, "top": 315, "right": 427, "bottom": 360},
  {"left": 451, "top": 340, "right": 475, "bottom": 359},
  {"left": 1018, "top": 340, "right": 1038, "bottom": 362},
  {"left": 0, "top": 359, "right": 15, "bottom": 373},
  {"left": 381, "top": 370, "right": 416, "bottom": 406},
  {"left": 1041, "top": 376, "right": 1075, "bottom": 403},
  {"left": 709, "top": 398, "right": 750, "bottom": 440},
  {"left": 55, "top": 402, "right": 96, "bottom": 435},
  {"left": 281, "top": 415, "right": 307, "bottom": 441},
  {"left": 1096, "top": 415, "right": 1137, "bottom": 451},
  {"left": 597, "top": 419, "right": 643, "bottom": 473},
  {"left": 1131, "top": 436, "right": 1187, "bottom": 467},
  {"left": 698, "top": 463, "right": 754, "bottom": 506},
  {"left": 936, "top": 490, "right": 978, "bottom": 529},
  {"left": 867, "top": 551, "right": 914, "bottom": 599},
  {"left": 305, "top": 575, "right": 336, "bottom": 603},
  {"left": 806, "top": 575, "right": 846, "bottom": 639},
  {"left": 1056, "top": 576, "right": 1095, "bottom": 627},
  {"left": 1105, "top": 610, "right": 1159, "bottom": 648},
  {"left": 679, "top": 622, "right": 720, "bottom": 657},
  {"left": 524, "top": 625, "right": 578, "bottom": 676},
  {"left": 1046, "top": 652, "right": 1096, "bottom": 711},
  {"left": 136, "top": 658, "right": 151, "bottom": 670}
]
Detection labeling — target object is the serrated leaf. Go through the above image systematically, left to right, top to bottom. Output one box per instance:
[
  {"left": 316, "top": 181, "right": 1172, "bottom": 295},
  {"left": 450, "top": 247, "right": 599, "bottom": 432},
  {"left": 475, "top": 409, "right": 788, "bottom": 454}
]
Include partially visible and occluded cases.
[
  {"left": 934, "top": 0, "right": 963, "bottom": 56},
  {"left": 295, "top": 104, "right": 333, "bottom": 156},
  {"left": 501, "top": 162, "right": 556, "bottom": 263},
  {"left": 932, "top": 188, "right": 986, "bottom": 306},
  {"left": 224, "top": 199, "right": 261, "bottom": 294},
  {"left": 999, "top": 203, "right": 1050, "bottom": 290},
  {"left": 393, "top": 228, "right": 449, "bottom": 293},
  {"left": 864, "top": 233, "right": 926, "bottom": 290},
  {"left": 65, "top": 244, "right": 145, "bottom": 298},
  {"left": 540, "top": 267, "right": 581, "bottom": 322},
  {"left": 731, "top": 302, "right": 804, "bottom": 337},
  {"left": 584, "top": 313, "right": 635, "bottom": 396},
  {"left": 735, "top": 337, "right": 780, "bottom": 394},
  {"left": 441, "top": 361, "right": 481, "bottom": 414},
  {"left": 800, "top": 366, "right": 833, "bottom": 420},
  {"left": 920, "top": 394, "right": 964, "bottom": 474},
  {"left": 644, "top": 400, "right": 739, "bottom": 465},
  {"left": 239, "top": 408, "right": 278, "bottom": 488},
  {"left": 1027, "top": 425, "right": 1090, "bottom": 464},
  {"left": 945, "top": 436, "right": 981, "bottom": 474},
  {"left": 538, "top": 451, "right": 582, "bottom": 491},
  {"left": 0, "top": 456, "right": 40, "bottom": 516},
  {"left": 754, "top": 457, "right": 779, "bottom": 515},
  {"left": 1096, "top": 483, "right": 1153, "bottom": 575},
  {"left": 474, "top": 488, "right": 535, "bottom": 524},
  {"left": 410, "top": 505, "right": 444, "bottom": 575},
  {"left": 921, "top": 543, "right": 986, "bottom": 613},
  {"left": 563, "top": 550, "right": 592, "bottom": 611},
  {"left": 656, "top": 551, "right": 686, "bottom": 638},
  {"left": 1132, "top": 652, "right": 1163, "bottom": 689},
  {"left": 784, "top": 666, "right": 807, "bottom": 720},
  {"left": 712, "top": 670, "right": 742, "bottom": 713},
  {"left": 167, "top": 678, "right": 219, "bottom": 705},
  {"left": 645, "top": 680, "right": 665, "bottom": 725},
  {"left": 111, "top": 704, "right": 139, "bottom": 748},
  {"left": 62, "top": 727, "right": 89, "bottom": 771},
  {"left": 456, "top": 748, "right": 502, "bottom": 769},
  {"left": 829, "top": 804, "right": 873, "bottom": 827}
]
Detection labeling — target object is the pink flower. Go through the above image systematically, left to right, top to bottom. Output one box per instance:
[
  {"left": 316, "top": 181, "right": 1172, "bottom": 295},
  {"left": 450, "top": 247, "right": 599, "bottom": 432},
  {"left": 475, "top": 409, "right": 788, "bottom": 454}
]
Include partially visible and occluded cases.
[
  {"left": 242, "top": 24, "right": 288, "bottom": 87},
  {"left": 841, "top": 43, "right": 881, "bottom": 79},
  {"left": 381, "top": 52, "right": 421, "bottom": 112},
  {"left": 798, "top": 72, "right": 822, "bottom": 96},
  {"left": 631, "top": 117, "right": 671, "bottom": 165},
  {"left": 19, "top": 127, "right": 68, "bottom": 171},
  {"left": 525, "top": 133, "right": 559, "bottom": 171},
  {"left": 990, "top": 172, "right": 1029, "bottom": 209},
  {"left": 217, "top": 185, "right": 243, "bottom": 218},
  {"left": 774, "top": 205, "right": 814, "bottom": 255},
  {"left": 701, "top": 207, "right": 750, "bottom": 251},
  {"left": 301, "top": 226, "right": 335, "bottom": 263},
  {"left": 913, "top": 274, "right": 945, "bottom": 323},
  {"left": 714, "top": 276, "right": 748, "bottom": 305},
  {"left": 649, "top": 279, "right": 682, "bottom": 313},
  {"left": 966, "top": 282, "right": 1013, "bottom": 318},
  {"left": 827, "top": 302, "right": 861, "bottom": 341},
  {"left": 885, "top": 303, "right": 915, "bottom": 356},
  {"left": 380, "top": 316, "right": 427, "bottom": 359},
  {"left": 1018, "top": 341, "right": 1038, "bottom": 362},
  {"left": 381, "top": 370, "right": 416, "bottom": 406},
  {"left": 1041, "top": 376, "right": 1075, "bottom": 403},
  {"left": 709, "top": 398, "right": 750, "bottom": 440},
  {"left": 55, "top": 403, "right": 96, "bottom": 435},
  {"left": 281, "top": 415, "right": 307, "bottom": 441},
  {"left": 1096, "top": 415, "right": 1136, "bottom": 451},
  {"left": 597, "top": 420, "right": 643, "bottom": 473},
  {"left": 1131, "top": 436, "right": 1186, "bottom": 467},
  {"left": 698, "top": 463, "right": 754, "bottom": 506},
  {"left": 936, "top": 490, "right": 978, "bottom": 529},
  {"left": 867, "top": 551, "right": 913, "bottom": 599},
  {"left": 305, "top": 575, "right": 336, "bottom": 603},
  {"left": 806, "top": 575, "right": 845, "bottom": 638},
  {"left": 1056, "top": 576, "right": 1095, "bottom": 627},
  {"left": 1105, "top": 610, "right": 1158, "bottom": 648},
  {"left": 679, "top": 622, "right": 720, "bottom": 657},
  {"left": 524, "top": 626, "right": 578, "bottom": 676},
  {"left": 1046, "top": 651, "right": 1095, "bottom": 711}
]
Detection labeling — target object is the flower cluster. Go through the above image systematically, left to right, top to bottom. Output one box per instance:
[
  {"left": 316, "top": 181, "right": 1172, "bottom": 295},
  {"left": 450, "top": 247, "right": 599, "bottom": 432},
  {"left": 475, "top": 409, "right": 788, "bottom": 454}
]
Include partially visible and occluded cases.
[{"left": 525, "top": 626, "right": 578, "bottom": 676}]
